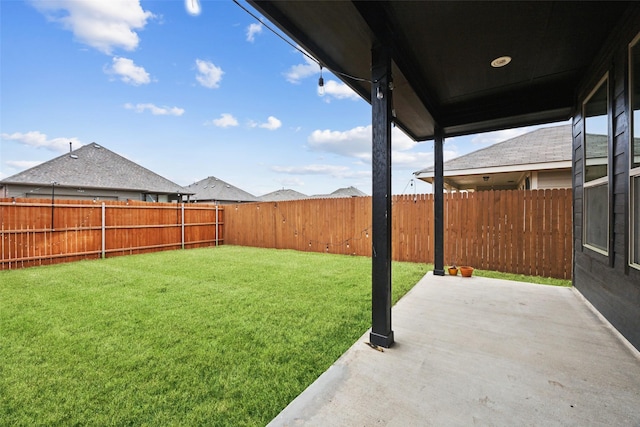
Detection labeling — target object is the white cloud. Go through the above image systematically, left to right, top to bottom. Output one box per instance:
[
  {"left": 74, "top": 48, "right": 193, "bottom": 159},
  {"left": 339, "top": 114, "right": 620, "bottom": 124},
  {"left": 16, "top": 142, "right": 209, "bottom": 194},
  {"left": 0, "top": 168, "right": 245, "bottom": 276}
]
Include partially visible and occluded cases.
[
  {"left": 29, "top": 0, "right": 154, "bottom": 54},
  {"left": 185, "top": 0, "right": 201, "bottom": 16},
  {"left": 246, "top": 22, "right": 262, "bottom": 42},
  {"left": 284, "top": 54, "right": 318, "bottom": 84},
  {"left": 106, "top": 57, "right": 151, "bottom": 85},
  {"left": 195, "top": 59, "right": 223, "bottom": 89},
  {"left": 323, "top": 80, "right": 360, "bottom": 100},
  {"left": 124, "top": 103, "right": 184, "bottom": 116},
  {"left": 210, "top": 113, "right": 238, "bottom": 128},
  {"left": 259, "top": 116, "right": 282, "bottom": 130},
  {"left": 306, "top": 124, "right": 436, "bottom": 170},
  {"left": 308, "top": 126, "right": 371, "bottom": 160},
  {"left": 1, "top": 131, "right": 83, "bottom": 153},
  {"left": 393, "top": 151, "right": 434, "bottom": 170},
  {"left": 271, "top": 164, "right": 366, "bottom": 179},
  {"left": 272, "top": 164, "right": 349, "bottom": 175}
]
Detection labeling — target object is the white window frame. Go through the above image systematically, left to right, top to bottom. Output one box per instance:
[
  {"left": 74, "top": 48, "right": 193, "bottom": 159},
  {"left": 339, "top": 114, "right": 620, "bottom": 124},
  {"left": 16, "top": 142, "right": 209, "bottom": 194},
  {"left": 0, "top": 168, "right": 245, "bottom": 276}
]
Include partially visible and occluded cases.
[
  {"left": 629, "top": 32, "right": 640, "bottom": 270},
  {"left": 583, "top": 73, "right": 610, "bottom": 256}
]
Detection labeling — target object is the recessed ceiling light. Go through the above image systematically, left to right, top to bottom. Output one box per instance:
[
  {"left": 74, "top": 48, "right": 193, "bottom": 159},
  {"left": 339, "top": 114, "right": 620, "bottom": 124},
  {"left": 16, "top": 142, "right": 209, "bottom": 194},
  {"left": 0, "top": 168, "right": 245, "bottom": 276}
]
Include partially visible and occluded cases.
[{"left": 491, "top": 56, "right": 512, "bottom": 68}]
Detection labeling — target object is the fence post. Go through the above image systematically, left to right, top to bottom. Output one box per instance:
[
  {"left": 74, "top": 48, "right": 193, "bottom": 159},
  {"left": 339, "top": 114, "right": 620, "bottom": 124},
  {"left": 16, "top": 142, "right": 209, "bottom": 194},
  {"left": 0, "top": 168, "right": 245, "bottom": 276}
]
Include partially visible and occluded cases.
[
  {"left": 101, "top": 202, "right": 106, "bottom": 259},
  {"left": 181, "top": 203, "right": 185, "bottom": 250},
  {"left": 215, "top": 205, "right": 219, "bottom": 246}
]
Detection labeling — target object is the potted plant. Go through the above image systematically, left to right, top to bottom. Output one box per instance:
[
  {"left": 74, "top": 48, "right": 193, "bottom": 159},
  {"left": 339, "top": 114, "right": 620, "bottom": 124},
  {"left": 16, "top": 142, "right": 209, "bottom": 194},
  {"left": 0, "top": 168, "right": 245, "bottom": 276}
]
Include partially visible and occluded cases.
[
  {"left": 448, "top": 264, "right": 458, "bottom": 276},
  {"left": 460, "top": 266, "right": 474, "bottom": 277}
]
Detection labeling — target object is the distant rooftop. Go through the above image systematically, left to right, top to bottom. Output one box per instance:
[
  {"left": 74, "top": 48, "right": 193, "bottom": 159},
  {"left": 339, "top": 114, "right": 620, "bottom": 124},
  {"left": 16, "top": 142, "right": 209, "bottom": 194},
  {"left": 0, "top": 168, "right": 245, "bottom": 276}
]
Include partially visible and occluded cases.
[
  {"left": 415, "top": 124, "right": 572, "bottom": 175},
  {"left": 1, "top": 142, "right": 191, "bottom": 195},
  {"left": 186, "top": 176, "right": 258, "bottom": 203},
  {"left": 313, "top": 186, "right": 368, "bottom": 198},
  {"left": 259, "top": 188, "right": 309, "bottom": 202}
]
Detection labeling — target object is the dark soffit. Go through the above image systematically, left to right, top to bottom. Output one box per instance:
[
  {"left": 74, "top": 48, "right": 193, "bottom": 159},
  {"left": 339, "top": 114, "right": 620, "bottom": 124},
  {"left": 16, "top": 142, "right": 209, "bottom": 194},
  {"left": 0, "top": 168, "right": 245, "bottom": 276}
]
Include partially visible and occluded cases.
[{"left": 249, "top": 1, "right": 634, "bottom": 140}]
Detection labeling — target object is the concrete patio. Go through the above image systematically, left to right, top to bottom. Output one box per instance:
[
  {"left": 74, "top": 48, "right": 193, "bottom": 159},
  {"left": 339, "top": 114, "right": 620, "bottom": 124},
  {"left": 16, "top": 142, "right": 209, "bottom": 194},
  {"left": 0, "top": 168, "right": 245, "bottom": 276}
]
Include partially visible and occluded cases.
[{"left": 268, "top": 273, "right": 640, "bottom": 426}]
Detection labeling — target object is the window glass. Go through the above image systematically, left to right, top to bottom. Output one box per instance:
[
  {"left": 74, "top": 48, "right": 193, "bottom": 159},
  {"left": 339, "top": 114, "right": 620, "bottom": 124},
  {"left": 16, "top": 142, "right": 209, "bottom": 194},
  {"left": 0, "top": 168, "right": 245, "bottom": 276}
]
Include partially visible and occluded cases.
[
  {"left": 631, "top": 35, "right": 640, "bottom": 267},
  {"left": 632, "top": 38, "right": 640, "bottom": 169},
  {"left": 583, "top": 76, "right": 609, "bottom": 254},
  {"left": 584, "top": 81, "right": 608, "bottom": 182},
  {"left": 634, "top": 176, "right": 640, "bottom": 264},
  {"left": 585, "top": 183, "right": 609, "bottom": 252}
]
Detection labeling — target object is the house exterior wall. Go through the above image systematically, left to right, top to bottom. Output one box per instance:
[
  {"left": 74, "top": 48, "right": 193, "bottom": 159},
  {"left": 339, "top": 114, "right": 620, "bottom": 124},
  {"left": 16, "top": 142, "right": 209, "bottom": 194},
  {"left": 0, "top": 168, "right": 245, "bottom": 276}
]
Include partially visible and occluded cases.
[
  {"left": 573, "top": 7, "right": 640, "bottom": 351},
  {"left": 537, "top": 170, "right": 572, "bottom": 190},
  {"left": 1, "top": 184, "right": 142, "bottom": 201}
]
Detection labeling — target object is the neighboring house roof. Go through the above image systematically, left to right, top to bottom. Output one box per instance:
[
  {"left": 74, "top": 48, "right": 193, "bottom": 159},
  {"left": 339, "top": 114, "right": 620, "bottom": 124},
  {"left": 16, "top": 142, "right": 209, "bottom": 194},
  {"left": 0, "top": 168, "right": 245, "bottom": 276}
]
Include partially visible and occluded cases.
[
  {"left": 415, "top": 124, "right": 572, "bottom": 177},
  {"left": 1, "top": 142, "right": 191, "bottom": 195},
  {"left": 186, "top": 176, "right": 258, "bottom": 203},
  {"left": 313, "top": 186, "right": 368, "bottom": 198},
  {"left": 259, "top": 189, "right": 309, "bottom": 201}
]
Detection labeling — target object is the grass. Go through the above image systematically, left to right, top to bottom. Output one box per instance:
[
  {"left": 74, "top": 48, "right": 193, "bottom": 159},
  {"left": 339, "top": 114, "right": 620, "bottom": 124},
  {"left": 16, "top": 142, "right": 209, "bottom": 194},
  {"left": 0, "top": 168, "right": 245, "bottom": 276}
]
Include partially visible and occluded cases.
[
  {"left": 0, "top": 246, "right": 428, "bottom": 426},
  {"left": 472, "top": 269, "right": 572, "bottom": 287}
]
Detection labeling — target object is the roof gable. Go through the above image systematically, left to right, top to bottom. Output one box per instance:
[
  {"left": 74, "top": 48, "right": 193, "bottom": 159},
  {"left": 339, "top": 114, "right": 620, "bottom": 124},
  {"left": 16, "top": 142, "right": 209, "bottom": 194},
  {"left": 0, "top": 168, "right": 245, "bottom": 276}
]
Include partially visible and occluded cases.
[
  {"left": 1, "top": 143, "right": 190, "bottom": 194},
  {"left": 186, "top": 176, "right": 258, "bottom": 202},
  {"left": 313, "top": 186, "right": 368, "bottom": 198},
  {"left": 259, "top": 189, "right": 309, "bottom": 201}
]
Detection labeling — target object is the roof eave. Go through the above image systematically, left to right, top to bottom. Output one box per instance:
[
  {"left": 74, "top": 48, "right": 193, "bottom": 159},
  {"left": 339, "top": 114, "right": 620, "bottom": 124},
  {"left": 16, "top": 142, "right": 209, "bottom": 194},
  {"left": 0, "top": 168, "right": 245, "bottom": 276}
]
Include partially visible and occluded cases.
[{"left": 415, "top": 160, "right": 572, "bottom": 180}]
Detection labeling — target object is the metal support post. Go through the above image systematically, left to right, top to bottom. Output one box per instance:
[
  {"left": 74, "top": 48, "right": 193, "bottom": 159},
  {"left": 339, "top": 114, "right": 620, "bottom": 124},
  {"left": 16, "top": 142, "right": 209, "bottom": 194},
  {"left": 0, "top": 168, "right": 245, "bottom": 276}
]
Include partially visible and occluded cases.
[
  {"left": 370, "top": 42, "right": 394, "bottom": 348},
  {"left": 434, "top": 127, "right": 445, "bottom": 275}
]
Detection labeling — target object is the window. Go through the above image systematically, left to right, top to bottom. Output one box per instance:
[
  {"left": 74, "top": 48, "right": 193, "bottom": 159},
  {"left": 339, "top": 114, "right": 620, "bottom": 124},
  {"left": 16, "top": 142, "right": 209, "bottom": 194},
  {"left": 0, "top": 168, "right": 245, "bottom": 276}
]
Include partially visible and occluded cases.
[
  {"left": 630, "top": 34, "right": 640, "bottom": 268},
  {"left": 583, "top": 75, "right": 609, "bottom": 254}
]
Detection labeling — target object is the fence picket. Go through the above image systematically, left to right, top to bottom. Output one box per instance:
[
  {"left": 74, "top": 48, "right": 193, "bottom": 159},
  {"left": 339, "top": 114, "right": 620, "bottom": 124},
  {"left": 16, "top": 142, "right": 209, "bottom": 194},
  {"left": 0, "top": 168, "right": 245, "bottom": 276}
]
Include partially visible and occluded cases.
[{"left": 1, "top": 190, "right": 573, "bottom": 279}]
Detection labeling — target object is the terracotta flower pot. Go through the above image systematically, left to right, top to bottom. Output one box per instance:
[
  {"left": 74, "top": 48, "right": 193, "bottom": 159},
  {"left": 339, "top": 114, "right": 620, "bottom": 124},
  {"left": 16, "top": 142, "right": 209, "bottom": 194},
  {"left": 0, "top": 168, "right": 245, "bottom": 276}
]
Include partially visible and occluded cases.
[
  {"left": 460, "top": 266, "right": 474, "bottom": 277},
  {"left": 448, "top": 267, "right": 458, "bottom": 276}
]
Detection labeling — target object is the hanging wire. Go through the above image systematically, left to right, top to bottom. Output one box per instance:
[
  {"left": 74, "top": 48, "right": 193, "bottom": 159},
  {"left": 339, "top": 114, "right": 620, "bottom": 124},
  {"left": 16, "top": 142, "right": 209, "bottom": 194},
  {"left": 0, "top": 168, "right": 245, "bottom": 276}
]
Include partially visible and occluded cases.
[
  {"left": 232, "top": 0, "right": 378, "bottom": 84},
  {"left": 400, "top": 178, "right": 414, "bottom": 195}
]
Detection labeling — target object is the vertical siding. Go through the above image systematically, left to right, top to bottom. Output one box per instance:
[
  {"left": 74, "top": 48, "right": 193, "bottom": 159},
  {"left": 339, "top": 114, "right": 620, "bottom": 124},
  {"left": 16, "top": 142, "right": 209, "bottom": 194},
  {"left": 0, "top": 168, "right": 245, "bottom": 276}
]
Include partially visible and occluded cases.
[{"left": 572, "top": 6, "right": 640, "bottom": 351}]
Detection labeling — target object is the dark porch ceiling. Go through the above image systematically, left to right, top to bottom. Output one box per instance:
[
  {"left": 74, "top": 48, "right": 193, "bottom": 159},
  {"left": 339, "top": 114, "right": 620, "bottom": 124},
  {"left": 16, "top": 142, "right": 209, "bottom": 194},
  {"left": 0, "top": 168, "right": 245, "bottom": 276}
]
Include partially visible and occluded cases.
[{"left": 248, "top": 1, "right": 634, "bottom": 141}]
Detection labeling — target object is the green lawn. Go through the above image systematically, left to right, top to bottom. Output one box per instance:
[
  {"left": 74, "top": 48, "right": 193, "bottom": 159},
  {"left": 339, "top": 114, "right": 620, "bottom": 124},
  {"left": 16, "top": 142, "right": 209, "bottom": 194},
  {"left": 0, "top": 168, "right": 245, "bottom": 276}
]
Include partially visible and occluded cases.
[
  {"left": 0, "top": 246, "right": 428, "bottom": 426},
  {"left": 472, "top": 269, "right": 571, "bottom": 287}
]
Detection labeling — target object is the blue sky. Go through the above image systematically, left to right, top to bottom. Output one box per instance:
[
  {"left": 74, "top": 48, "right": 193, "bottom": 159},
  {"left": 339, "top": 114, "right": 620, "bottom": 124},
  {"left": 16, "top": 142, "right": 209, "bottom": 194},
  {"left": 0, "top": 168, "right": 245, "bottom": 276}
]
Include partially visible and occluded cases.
[{"left": 0, "top": 0, "right": 566, "bottom": 197}]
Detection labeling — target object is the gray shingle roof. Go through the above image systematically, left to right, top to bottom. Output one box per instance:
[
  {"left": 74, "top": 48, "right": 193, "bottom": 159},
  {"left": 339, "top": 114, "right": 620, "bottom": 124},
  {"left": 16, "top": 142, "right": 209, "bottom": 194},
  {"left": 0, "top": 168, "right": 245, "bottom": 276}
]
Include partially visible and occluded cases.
[
  {"left": 415, "top": 124, "right": 572, "bottom": 175},
  {"left": 1, "top": 143, "right": 191, "bottom": 194},
  {"left": 186, "top": 176, "right": 258, "bottom": 202},
  {"left": 313, "top": 186, "right": 368, "bottom": 198},
  {"left": 259, "top": 189, "right": 309, "bottom": 201}
]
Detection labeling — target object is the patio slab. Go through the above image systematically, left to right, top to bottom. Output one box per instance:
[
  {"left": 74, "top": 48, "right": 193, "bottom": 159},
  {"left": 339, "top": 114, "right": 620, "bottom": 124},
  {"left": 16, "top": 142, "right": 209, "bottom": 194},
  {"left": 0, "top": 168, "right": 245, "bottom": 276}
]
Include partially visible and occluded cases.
[{"left": 268, "top": 272, "right": 640, "bottom": 426}]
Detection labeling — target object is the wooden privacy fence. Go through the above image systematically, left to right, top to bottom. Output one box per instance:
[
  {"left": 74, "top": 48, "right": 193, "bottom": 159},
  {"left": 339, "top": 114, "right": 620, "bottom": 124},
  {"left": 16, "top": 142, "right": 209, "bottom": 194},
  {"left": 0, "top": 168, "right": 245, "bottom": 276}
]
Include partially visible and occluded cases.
[
  {"left": 225, "top": 189, "right": 573, "bottom": 279},
  {"left": 0, "top": 198, "right": 223, "bottom": 270}
]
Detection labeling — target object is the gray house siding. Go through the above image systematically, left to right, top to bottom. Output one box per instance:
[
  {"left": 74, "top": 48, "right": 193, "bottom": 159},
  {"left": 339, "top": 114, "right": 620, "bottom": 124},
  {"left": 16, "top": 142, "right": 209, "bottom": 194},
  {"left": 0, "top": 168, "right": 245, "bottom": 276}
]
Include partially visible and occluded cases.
[
  {"left": 573, "top": 8, "right": 640, "bottom": 351},
  {"left": 537, "top": 170, "right": 573, "bottom": 190},
  {"left": 3, "top": 183, "right": 139, "bottom": 201}
]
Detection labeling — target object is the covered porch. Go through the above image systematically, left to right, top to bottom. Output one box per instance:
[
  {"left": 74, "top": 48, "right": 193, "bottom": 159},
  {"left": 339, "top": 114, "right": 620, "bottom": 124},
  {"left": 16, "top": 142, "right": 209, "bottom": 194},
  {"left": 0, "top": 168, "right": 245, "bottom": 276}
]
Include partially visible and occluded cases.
[
  {"left": 248, "top": 0, "right": 640, "bottom": 351},
  {"left": 268, "top": 273, "right": 640, "bottom": 425}
]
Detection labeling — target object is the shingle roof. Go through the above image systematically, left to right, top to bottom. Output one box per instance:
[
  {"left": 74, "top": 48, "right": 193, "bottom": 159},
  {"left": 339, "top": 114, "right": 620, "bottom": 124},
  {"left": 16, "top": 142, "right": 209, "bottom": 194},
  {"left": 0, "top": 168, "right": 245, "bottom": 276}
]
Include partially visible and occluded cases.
[
  {"left": 415, "top": 124, "right": 572, "bottom": 175},
  {"left": 1, "top": 143, "right": 191, "bottom": 194},
  {"left": 186, "top": 176, "right": 258, "bottom": 202},
  {"left": 313, "top": 186, "right": 368, "bottom": 198},
  {"left": 259, "top": 188, "right": 309, "bottom": 201}
]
